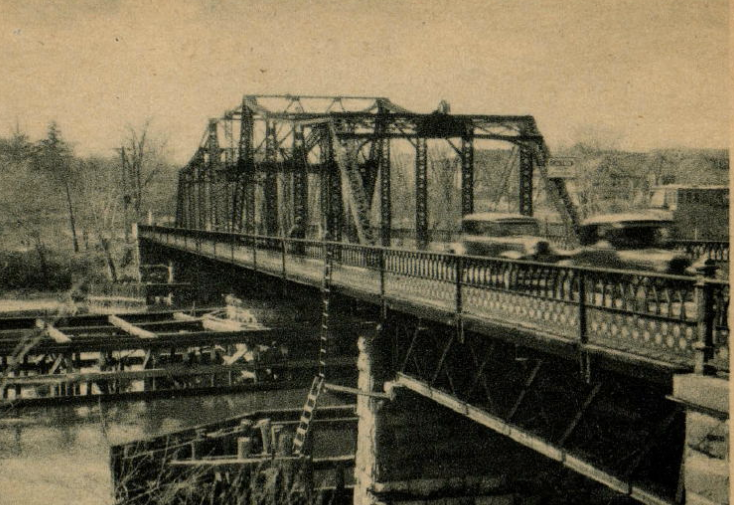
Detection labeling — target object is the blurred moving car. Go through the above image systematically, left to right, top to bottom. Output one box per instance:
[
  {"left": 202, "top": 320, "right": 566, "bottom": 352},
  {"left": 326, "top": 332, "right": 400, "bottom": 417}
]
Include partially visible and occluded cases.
[
  {"left": 452, "top": 212, "right": 560, "bottom": 262},
  {"left": 562, "top": 213, "right": 692, "bottom": 274}
]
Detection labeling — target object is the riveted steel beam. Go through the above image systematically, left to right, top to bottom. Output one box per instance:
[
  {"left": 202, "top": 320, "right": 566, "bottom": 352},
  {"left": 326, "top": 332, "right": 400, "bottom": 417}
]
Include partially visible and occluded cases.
[
  {"left": 263, "top": 121, "right": 279, "bottom": 235},
  {"left": 292, "top": 124, "right": 308, "bottom": 237},
  {"left": 461, "top": 134, "right": 474, "bottom": 216},
  {"left": 379, "top": 137, "right": 391, "bottom": 247},
  {"left": 415, "top": 138, "right": 428, "bottom": 249},
  {"left": 518, "top": 145, "right": 533, "bottom": 216}
]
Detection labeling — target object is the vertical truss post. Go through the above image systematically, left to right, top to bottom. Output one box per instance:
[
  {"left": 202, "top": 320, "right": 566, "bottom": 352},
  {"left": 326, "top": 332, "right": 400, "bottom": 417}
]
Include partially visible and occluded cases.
[
  {"left": 239, "top": 99, "right": 256, "bottom": 234},
  {"left": 363, "top": 116, "right": 384, "bottom": 208},
  {"left": 208, "top": 119, "right": 220, "bottom": 230},
  {"left": 264, "top": 120, "right": 279, "bottom": 236},
  {"left": 292, "top": 124, "right": 308, "bottom": 238},
  {"left": 321, "top": 127, "right": 343, "bottom": 242},
  {"left": 319, "top": 130, "right": 330, "bottom": 238},
  {"left": 461, "top": 134, "right": 474, "bottom": 217},
  {"left": 379, "top": 137, "right": 392, "bottom": 247},
  {"left": 415, "top": 137, "right": 428, "bottom": 249},
  {"left": 518, "top": 144, "right": 534, "bottom": 216},
  {"left": 195, "top": 154, "right": 206, "bottom": 230},
  {"left": 192, "top": 163, "right": 199, "bottom": 229},
  {"left": 187, "top": 171, "right": 195, "bottom": 230},
  {"left": 175, "top": 172, "right": 184, "bottom": 227},
  {"left": 177, "top": 172, "right": 185, "bottom": 227},
  {"left": 179, "top": 172, "right": 188, "bottom": 228},
  {"left": 187, "top": 172, "right": 194, "bottom": 229}
]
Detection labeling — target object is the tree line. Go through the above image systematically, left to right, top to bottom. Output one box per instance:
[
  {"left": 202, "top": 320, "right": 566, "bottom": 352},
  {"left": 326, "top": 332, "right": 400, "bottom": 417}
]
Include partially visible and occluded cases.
[{"left": 0, "top": 121, "right": 176, "bottom": 290}]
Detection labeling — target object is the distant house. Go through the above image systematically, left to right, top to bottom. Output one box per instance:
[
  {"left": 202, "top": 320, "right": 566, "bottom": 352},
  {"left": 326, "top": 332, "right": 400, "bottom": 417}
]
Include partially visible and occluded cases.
[{"left": 649, "top": 185, "right": 729, "bottom": 239}]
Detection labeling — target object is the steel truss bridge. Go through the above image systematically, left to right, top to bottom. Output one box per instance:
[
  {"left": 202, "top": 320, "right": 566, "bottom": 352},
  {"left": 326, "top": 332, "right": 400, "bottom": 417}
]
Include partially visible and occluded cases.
[
  {"left": 174, "top": 94, "right": 580, "bottom": 248},
  {"left": 145, "top": 95, "right": 729, "bottom": 505},
  {"left": 139, "top": 224, "right": 728, "bottom": 503}
]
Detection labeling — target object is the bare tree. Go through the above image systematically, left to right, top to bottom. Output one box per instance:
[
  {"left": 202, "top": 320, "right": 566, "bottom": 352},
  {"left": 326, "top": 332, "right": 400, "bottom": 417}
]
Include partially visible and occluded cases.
[
  {"left": 120, "top": 120, "right": 167, "bottom": 230},
  {"left": 77, "top": 156, "right": 125, "bottom": 281}
]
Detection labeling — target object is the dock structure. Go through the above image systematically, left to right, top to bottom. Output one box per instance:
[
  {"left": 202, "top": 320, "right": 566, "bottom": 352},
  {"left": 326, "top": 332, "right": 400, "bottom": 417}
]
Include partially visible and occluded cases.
[
  {"left": 0, "top": 308, "right": 361, "bottom": 405},
  {"left": 110, "top": 405, "right": 358, "bottom": 505}
]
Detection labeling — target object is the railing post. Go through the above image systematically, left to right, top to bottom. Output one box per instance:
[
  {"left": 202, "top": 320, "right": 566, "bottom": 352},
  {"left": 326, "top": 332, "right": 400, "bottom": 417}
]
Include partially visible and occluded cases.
[
  {"left": 231, "top": 233, "right": 235, "bottom": 261},
  {"left": 253, "top": 236, "right": 258, "bottom": 272},
  {"left": 455, "top": 254, "right": 464, "bottom": 343},
  {"left": 694, "top": 259, "right": 717, "bottom": 375},
  {"left": 577, "top": 270, "right": 590, "bottom": 382}
]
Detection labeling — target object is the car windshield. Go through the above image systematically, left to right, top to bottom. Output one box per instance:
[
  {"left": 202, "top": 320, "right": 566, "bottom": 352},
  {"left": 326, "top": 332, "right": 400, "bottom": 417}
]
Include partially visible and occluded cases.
[
  {"left": 463, "top": 220, "right": 540, "bottom": 237},
  {"left": 603, "top": 225, "right": 672, "bottom": 249}
]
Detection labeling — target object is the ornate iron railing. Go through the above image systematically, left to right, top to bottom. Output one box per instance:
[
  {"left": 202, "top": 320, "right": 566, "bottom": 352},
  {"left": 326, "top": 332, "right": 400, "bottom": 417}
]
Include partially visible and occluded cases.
[
  {"left": 140, "top": 225, "right": 729, "bottom": 373},
  {"left": 670, "top": 239, "right": 729, "bottom": 262}
]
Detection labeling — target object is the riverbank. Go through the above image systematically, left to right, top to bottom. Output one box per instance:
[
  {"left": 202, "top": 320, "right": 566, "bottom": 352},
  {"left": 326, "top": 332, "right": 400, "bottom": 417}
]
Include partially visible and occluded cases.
[{"left": 0, "top": 388, "right": 348, "bottom": 505}]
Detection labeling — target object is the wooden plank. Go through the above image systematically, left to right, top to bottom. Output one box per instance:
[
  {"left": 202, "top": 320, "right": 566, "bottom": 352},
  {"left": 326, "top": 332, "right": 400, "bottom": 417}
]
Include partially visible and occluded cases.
[
  {"left": 108, "top": 315, "right": 157, "bottom": 339},
  {"left": 202, "top": 316, "right": 245, "bottom": 332},
  {"left": 35, "top": 320, "right": 72, "bottom": 344},
  {"left": 47, "top": 325, "right": 72, "bottom": 344},
  {"left": 223, "top": 345, "right": 250, "bottom": 366},
  {"left": 48, "top": 355, "right": 64, "bottom": 374},
  {"left": 2, "top": 357, "right": 356, "bottom": 385},
  {"left": 324, "top": 383, "right": 390, "bottom": 399},
  {"left": 169, "top": 454, "right": 354, "bottom": 470}
]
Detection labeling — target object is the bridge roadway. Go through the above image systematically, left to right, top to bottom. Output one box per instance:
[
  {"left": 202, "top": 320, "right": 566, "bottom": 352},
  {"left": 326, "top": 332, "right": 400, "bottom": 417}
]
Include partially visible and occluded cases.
[{"left": 140, "top": 225, "right": 729, "bottom": 376}]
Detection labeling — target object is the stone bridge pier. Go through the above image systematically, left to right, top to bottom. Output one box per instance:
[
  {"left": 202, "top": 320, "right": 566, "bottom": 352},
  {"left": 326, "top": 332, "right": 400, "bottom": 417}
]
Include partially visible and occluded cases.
[
  {"left": 352, "top": 317, "right": 728, "bottom": 505},
  {"left": 352, "top": 325, "right": 638, "bottom": 505},
  {"left": 672, "top": 374, "right": 729, "bottom": 505}
]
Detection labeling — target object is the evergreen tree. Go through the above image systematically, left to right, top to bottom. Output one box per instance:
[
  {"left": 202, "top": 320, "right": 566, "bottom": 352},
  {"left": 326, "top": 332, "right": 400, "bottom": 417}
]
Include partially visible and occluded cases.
[{"left": 33, "top": 121, "right": 80, "bottom": 252}]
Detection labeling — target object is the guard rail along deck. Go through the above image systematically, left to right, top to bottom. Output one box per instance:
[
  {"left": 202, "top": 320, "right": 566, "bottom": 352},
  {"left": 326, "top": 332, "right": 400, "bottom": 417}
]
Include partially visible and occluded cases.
[{"left": 139, "top": 225, "right": 729, "bottom": 374}]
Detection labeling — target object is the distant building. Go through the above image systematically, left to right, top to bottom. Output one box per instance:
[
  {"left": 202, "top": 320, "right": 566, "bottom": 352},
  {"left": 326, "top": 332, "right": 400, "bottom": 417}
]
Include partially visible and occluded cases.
[{"left": 649, "top": 185, "right": 729, "bottom": 239}]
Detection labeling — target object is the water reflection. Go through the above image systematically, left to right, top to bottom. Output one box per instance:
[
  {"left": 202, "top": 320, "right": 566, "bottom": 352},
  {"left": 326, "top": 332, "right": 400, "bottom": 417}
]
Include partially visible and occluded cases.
[{"left": 0, "top": 388, "right": 339, "bottom": 505}]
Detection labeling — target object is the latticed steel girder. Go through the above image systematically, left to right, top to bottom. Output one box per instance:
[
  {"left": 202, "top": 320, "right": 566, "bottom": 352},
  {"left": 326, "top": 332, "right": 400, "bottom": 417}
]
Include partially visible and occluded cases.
[{"left": 388, "top": 316, "right": 686, "bottom": 503}]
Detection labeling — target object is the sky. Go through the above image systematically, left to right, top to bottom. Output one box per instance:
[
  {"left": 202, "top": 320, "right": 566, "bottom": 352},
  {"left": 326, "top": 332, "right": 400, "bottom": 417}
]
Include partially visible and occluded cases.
[{"left": 0, "top": 0, "right": 730, "bottom": 163}]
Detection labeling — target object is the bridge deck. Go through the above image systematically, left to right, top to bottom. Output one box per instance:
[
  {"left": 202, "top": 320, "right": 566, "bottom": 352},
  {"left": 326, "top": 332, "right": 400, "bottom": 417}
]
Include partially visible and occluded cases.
[{"left": 141, "top": 226, "right": 729, "bottom": 375}]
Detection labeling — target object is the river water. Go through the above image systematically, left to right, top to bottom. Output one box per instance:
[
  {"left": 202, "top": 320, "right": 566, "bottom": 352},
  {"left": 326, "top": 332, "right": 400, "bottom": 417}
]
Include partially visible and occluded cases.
[{"left": 0, "top": 388, "right": 346, "bottom": 505}]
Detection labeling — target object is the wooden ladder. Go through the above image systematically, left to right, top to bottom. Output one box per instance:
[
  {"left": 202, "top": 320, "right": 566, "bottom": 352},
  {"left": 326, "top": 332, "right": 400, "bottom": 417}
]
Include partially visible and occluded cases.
[{"left": 292, "top": 244, "right": 334, "bottom": 456}]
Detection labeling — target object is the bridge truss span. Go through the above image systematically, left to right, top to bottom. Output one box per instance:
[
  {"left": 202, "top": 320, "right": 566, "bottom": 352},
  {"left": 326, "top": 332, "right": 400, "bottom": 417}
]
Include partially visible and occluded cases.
[{"left": 174, "top": 94, "right": 581, "bottom": 250}]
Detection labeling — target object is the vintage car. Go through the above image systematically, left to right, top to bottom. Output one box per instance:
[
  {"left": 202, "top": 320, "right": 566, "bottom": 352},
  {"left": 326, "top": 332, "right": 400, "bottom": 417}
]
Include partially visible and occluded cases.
[
  {"left": 451, "top": 212, "right": 560, "bottom": 261},
  {"left": 561, "top": 213, "right": 692, "bottom": 274}
]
